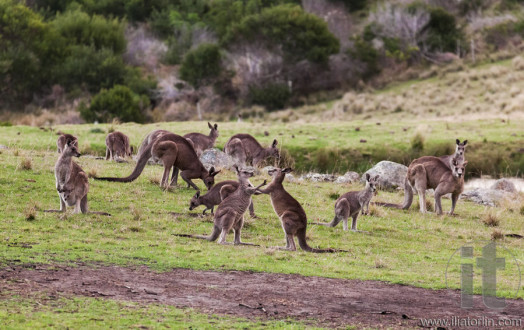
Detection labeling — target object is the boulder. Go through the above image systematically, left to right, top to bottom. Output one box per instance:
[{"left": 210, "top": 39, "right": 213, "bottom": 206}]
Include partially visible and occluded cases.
[
  {"left": 199, "top": 148, "right": 234, "bottom": 170},
  {"left": 362, "top": 161, "right": 408, "bottom": 190},
  {"left": 334, "top": 171, "right": 360, "bottom": 184},
  {"left": 299, "top": 172, "right": 336, "bottom": 182},
  {"left": 491, "top": 178, "right": 518, "bottom": 194},
  {"left": 461, "top": 188, "right": 513, "bottom": 207}
]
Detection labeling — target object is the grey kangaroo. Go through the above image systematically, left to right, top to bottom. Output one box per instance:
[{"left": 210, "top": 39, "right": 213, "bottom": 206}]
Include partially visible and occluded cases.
[
  {"left": 183, "top": 122, "right": 219, "bottom": 157},
  {"left": 105, "top": 131, "right": 133, "bottom": 161},
  {"left": 56, "top": 133, "right": 78, "bottom": 153},
  {"left": 96, "top": 133, "right": 219, "bottom": 190},
  {"left": 225, "top": 134, "right": 279, "bottom": 167},
  {"left": 439, "top": 139, "right": 467, "bottom": 167},
  {"left": 46, "top": 141, "right": 109, "bottom": 215},
  {"left": 178, "top": 167, "right": 266, "bottom": 245},
  {"left": 258, "top": 167, "right": 337, "bottom": 253},
  {"left": 312, "top": 174, "right": 379, "bottom": 231},
  {"left": 189, "top": 180, "right": 256, "bottom": 217}
]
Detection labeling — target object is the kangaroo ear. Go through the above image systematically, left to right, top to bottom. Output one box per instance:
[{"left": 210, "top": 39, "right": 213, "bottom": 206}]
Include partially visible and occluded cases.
[
  {"left": 208, "top": 122, "right": 212, "bottom": 129},
  {"left": 214, "top": 123, "right": 218, "bottom": 130},
  {"left": 67, "top": 139, "right": 72, "bottom": 146},
  {"left": 272, "top": 139, "right": 278, "bottom": 148},
  {"left": 456, "top": 139, "right": 460, "bottom": 145},
  {"left": 463, "top": 140, "right": 468, "bottom": 146},
  {"left": 130, "top": 146, "right": 134, "bottom": 153},
  {"left": 452, "top": 159, "right": 458, "bottom": 166},
  {"left": 208, "top": 166, "right": 215, "bottom": 175},
  {"left": 282, "top": 168, "right": 293, "bottom": 173},
  {"left": 211, "top": 170, "right": 221, "bottom": 177},
  {"left": 366, "top": 173, "right": 370, "bottom": 181},
  {"left": 374, "top": 175, "right": 380, "bottom": 181},
  {"left": 195, "top": 191, "right": 200, "bottom": 198}
]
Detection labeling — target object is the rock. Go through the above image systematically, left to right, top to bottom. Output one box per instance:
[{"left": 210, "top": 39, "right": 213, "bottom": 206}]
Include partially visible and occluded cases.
[
  {"left": 0, "top": 145, "right": 7, "bottom": 149},
  {"left": 199, "top": 148, "right": 234, "bottom": 170},
  {"left": 363, "top": 161, "right": 408, "bottom": 190},
  {"left": 334, "top": 171, "right": 360, "bottom": 184},
  {"left": 299, "top": 172, "right": 336, "bottom": 182},
  {"left": 490, "top": 178, "right": 518, "bottom": 194},
  {"left": 460, "top": 188, "right": 513, "bottom": 207}
]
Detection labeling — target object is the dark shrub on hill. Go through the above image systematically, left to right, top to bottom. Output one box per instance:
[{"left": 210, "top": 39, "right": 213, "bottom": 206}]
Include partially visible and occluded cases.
[
  {"left": 180, "top": 43, "right": 222, "bottom": 87},
  {"left": 249, "top": 83, "right": 291, "bottom": 111}
]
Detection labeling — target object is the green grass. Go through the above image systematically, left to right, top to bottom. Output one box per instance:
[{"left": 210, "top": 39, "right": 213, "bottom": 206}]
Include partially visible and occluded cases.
[
  {"left": 0, "top": 120, "right": 523, "bottom": 304},
  {"left": 0, "top": 292, "right": 308, "bottom": 329}
]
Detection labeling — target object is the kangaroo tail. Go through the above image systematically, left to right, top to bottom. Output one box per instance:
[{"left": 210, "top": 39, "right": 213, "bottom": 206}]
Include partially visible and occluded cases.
[
  {"left": 95, "top": 143, "right": 152, "bottom": 182},
  {"left": 401, "top": 177, "right": 413, "bottom": 210},
  {"left": 80, "top": 195, "right": 88, "bottom": 213},
  {"left": 372, "top": 202, "right": 402, "bottom": 208},
  {"left": 89, "top": 211, "right": 111, "bottom": 216},
  {"left": 173, "top": 225, "right": 220, "bottom": 242},
  {"left": 297, "top": 228, "right": 336, "bottom": 253}
]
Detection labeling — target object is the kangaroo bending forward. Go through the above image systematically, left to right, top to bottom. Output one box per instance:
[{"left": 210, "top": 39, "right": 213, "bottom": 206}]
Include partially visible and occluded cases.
[
  {"left": 183, "top": 122, "right": 219, "bottom": 157},
  {"left": 105, "top": 131, "right": 133, "bottom": 161},
  {"left": 56, "top": 133, "right": 78, "bottom": 153},
  {"left": 96, "top": 133, "right": 219, "bottom": 190},
  {"left": 225, "top": 134, "right": 279, "bottom": 167},
  {"left": 46, "top": 141, "right": 109, "bottom": 215},
  {"left": 403, "top": 156, "right": 467, "bottom": 215},
  {"left": 178, "top": 167, "right": 266, "bottom": 245},
  {"left": 258, "top": 167, "right": 336, "bottom": 253},
  {"left": 312, "top": 174, "right": 379, "bottom": 231},
  {"left": 189, "top": 180, "right": 256, "bottom": 217}
]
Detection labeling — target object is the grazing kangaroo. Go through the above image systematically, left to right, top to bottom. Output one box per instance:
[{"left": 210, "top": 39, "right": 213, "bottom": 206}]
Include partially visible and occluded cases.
[
  {"left": 183, "top": 122, "right": 219, "bottom": 157},
  {"left": 105, "top": 131, "right": 133, "bottom": 161},
  {"left": 56, "top": 133, "right": 78, "bottom": 153},
  {"left": 96, "top": 133, "right": 219, "bottom": 190},
  {"left": 225, "top": 134, "right": 279, "bottom": 167},
  {"left": 46, "top": 141, "right": 109, "bottom": 215},
  {"left": 402, "top": 156, "right": 467, "bottom": 215},
  {"left": 178, "top": 167, "right": 266, "bottom": 245},
  {"left": 258, "top": 167, "right": 336, "bottom": 253},
  {"left": 312, "top": 174, "right": 379, "bottom": 231},
  {"left": 189, "top": 180, "right": 256, "bottom": 217}
]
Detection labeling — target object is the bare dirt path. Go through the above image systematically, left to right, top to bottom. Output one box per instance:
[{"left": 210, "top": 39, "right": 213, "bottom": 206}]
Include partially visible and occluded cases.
[{"left": 1, "top": 263, "right": 523, "bottom": 328}]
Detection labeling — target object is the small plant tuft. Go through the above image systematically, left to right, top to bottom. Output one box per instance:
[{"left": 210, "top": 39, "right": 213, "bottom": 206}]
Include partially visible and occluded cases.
[
  {"left": 411, "top": 132, "right": 425, "bottom": 152},
  {"left": 18, "top": 158, "right": 32, "bottom": 171},
  {"left": 24, "top": 204, "right": 37, "bottom": 221},
  {"left": 130, "top": 204, "right": 142, "bottom": 221},
  {"left": 481, "top": 209, "right": 500, "bottom": 227},
  {"left": 491, "top": 229, "right": 504, "bottom": 240}
]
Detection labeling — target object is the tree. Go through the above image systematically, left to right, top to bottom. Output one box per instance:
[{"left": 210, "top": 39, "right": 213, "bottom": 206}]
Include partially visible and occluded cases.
[
  {"left": 179, "top": 43, "right": 222, "bottom": 87},
  {"left": 81, "top": 85, "right": 147, "bottom": 123}
]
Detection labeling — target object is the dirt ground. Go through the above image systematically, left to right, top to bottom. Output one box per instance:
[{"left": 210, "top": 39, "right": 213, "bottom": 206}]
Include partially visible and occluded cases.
[{"left": 1, "top": 263, "right": 523, "bottom": 328}]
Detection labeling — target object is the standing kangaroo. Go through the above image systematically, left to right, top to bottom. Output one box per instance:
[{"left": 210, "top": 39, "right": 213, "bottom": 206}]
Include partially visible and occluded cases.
[
  {"left": 183, "top": 122, "right": 219, "bottom": 157},
  {"left": 105, "top": 131, "right": 133, "bottom": 161},
  {"left": 56, "top": 133, "right": 78, "bottom": 153},
  {"left": 96, "top": 133, "right": 219, "bottom": 190},
  {"left": 225, "top": 134, "right": 279, "bottom": 167},
  {"left": 439, "top": 139, "right": 467, "bottom": 167},
  {"left": 46, "top": 141, "right": 109, "bottom": 215},
  {"left": 403, "top": 156, "right": 467, "bottom": 215},
  {"left": 178, "top": 167, "right": 266, "bottom": 245},
  {"left": 258, "top": 167, "right": 336, "bottom": 253},
  {"left": 312, "top": 174, "right": 379, "bottom": 231},
  {"left": 189, "top": 180, "right": 256, "bottom": 217}
]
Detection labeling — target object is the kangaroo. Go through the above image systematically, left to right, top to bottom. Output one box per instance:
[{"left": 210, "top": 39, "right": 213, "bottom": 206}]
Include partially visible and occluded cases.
[
  {"left": 183, "top": 122, "right": 219, "bottom": 157},
  {"left": 136, "top": 129, "right": 171, "bottom": 161},
  {"left": 105, "top": 131, "right": 133, "bottom": 161},
  {"left": 56, "top": 133, "right": 78, "bottom": 153},
  {"left": 96, "top": 133, "right": 219, "bottom": 190},
  {"left": 225, "top": 134, "right": 279, "bottom": 167},
  {"left": 439, "top": 139, "right": 467, "bottom": 168},
  {"left": 46, "top": 141, "right": 109, "bottom": 215},
  {"left": 402, "top": 155, "right": 467, "bottom": 215},
  {"left": 178, "top": 167, "right": 266, "bottom": 245},
  {"left": 257, "top": 167, "right": 337, "bottom": 253},
  {"left": 312, "top": 174, "right": 379, "bottom": 231},
  {"left": 189, "top": 180, "right": 257, "bottom": 217}
]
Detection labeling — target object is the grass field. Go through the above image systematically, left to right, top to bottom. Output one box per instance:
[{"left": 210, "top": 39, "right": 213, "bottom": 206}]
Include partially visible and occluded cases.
[{"left": 0, "top": 120, "right": 523, "bottom": 327}]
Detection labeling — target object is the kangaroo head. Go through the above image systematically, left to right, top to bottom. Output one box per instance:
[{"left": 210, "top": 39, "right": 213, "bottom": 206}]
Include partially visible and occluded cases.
[
  {"left": 208, "top": 122, "right": 219, "bottom": 138},
  {"left": 269, "top": 139, "right": 280, "bottom": 159},
  {"left": 455, "top": 139, "right": 468, "bottom": 156},
  {"left": 64, "top": 140, "right": 81, "bottom": 157},
  {"left": 128, "top": 145, "right": 134, "bottom": 157},
  {"left": 451, "top": 158, "right": 468, "bottom": 178},
  {"left": 204, "top": 167, "right": 220, "bottom": 189},
  {"left": 267, "top": 167, "right": 292, "bottom": 183},
  {"left": 365, "top": 173, "right": 379, "bottom": 193},
  {"left": 61, "top": 188, "right": 74, "bottom": 203},
  {"left": 189, "top": 191, "right": 201, "bottom": 210}
]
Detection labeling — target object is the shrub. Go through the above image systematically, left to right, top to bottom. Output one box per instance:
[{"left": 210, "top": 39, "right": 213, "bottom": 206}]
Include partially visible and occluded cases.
[
  {"left": 330, "top": 0, "right": 367, "bottom": 12},
  {"left": 425, "top": 7, "right": 464, "bottom": 53},
  {"left": 348, "top": 35, "right": 380, "bottom": 78},
  {"left": 180, "top": 43, "right": 222, "bottom": 87},
  {"left": 248, "top": 83, "right": 291, "bottom": 111},
  {"left": 81, "top": 85, "right": 147, "bottom": 123},
  {"left": 410, "top": 132, "right": 425, "bottom": 152},
  {"left": 481, "top": 210, "right": 500, "bottom": 227}
]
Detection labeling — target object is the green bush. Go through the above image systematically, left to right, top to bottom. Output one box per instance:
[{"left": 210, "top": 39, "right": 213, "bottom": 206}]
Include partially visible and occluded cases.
[
  {"left": 329, "top": 0, "right": 367, "bottom": 12},
  {"left": 225, "top": 4, "right": 339, "bottom": 64},
  {"left": 426, "top": 7, "right": 464, "bottom": 53},
  {"left": 348, "top": 36, "right": 380, "bottom": 78},
  {"left": 180, "top": 43, "right": 222, "bottom": 87},
  {"left": 248, "top": 83, "right": 291, "bottom": 111},
  {"left": 81, "top": 85, "right": 147, "bottom": 123}
]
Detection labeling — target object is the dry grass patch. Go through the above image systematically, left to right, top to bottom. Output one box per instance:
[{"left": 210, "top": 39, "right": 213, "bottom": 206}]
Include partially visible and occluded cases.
[
  {"left": 17, "top": 157, "right": 32, "bottom": 171},
  {"left": 87, "top": 167, "right": 98, "bottom": 178},
  {"left": 149, "top": 176, "right": 161, "bottom": 185},
  {"left": 23, "top": 203, "right": 38, "bottom": 221},
  {"left": 129, "top": 204, "right": 142, "bottom": 221},
  {"left": 481, "top": 209, "right": 500, "bottom": 227},
  {"left": 491, "top": 229, "right": 504, "bottom": 241},
  {"left": 374, "top": 257, "right": 388, "bottom": 269}
]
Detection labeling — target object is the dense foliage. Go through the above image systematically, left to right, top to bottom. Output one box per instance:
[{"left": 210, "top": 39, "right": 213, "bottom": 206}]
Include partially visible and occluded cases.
[{"left": 179, "top": 43, "right": 222, "bottom": 87}]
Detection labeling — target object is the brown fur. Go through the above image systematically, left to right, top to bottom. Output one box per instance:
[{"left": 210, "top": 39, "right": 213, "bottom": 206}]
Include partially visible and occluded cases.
[
  {"left": 183, "top": 122, "right": 219, "bottom": 157},
  {"left": 105, "top": 131, "right": 133, "bottom": 161},
  {"left": 56, "top": 133, "right": 78, "bottom": 153},
  {"left": 225, "top": 134, "right": 279, "bottom": 167},
  {"left": 178, "top": 167, "right": 265, "bottom": 245},
  {"left": 258, "top": 167, "right": 336, "bottom": 253},
  {"left": 313, "top": 174, "right": 379, "bottom": 231},
  {"left": 189, "top": 180, "right": 256, "bottom": 217}
]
